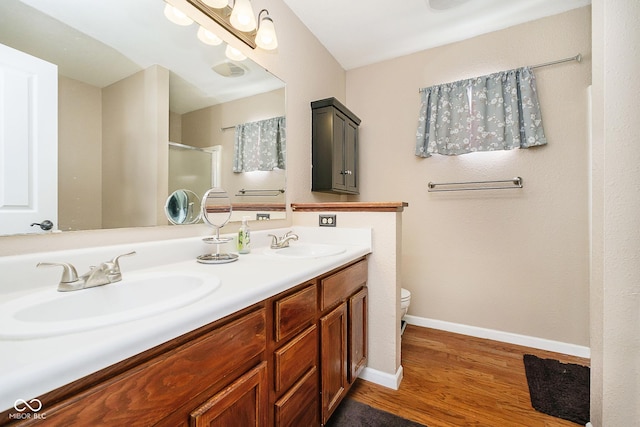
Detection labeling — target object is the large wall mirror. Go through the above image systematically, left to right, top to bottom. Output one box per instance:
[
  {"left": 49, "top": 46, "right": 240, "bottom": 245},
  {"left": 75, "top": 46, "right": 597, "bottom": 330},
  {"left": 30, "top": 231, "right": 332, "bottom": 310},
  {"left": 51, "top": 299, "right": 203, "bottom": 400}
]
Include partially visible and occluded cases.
[{"left": 0, "top": 0, "right": 286, "bottom": 236}]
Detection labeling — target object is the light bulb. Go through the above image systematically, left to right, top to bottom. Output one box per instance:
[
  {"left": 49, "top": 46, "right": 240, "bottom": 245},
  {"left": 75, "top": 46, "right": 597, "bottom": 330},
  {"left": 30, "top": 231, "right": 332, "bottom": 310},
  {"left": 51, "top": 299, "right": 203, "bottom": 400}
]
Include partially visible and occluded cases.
[
  {"left": 202, "top": 0, "right": 228, "bottom": 8},
  {"left": 230, "top": 0, "right": 256, "bottom": 32},
  {"left": 163, "top": 4, "right": 193, "bottom": 26},
  {"left": 256, "top": 16, "right": 278, "bottom": 50},
  {"left": 197, "top": 26, "right": 223, "bottom": 45},
  {"left": 225, "top": 44, "right": 247, "bottom": 61}
]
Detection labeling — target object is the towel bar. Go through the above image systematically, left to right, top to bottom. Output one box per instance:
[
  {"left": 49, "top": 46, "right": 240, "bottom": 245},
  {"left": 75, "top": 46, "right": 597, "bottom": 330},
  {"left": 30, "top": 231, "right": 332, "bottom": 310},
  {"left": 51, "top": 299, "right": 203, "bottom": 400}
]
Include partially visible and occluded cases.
[{"left": 428, "top": 177, "right": 523, "bottom": 192}]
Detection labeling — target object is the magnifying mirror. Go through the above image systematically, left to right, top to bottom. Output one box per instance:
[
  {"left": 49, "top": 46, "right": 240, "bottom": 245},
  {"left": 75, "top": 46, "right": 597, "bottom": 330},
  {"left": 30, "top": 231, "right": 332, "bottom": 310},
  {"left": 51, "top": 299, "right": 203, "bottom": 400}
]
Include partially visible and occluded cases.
[
  {"left": 197, "top": 188, "right": 238, "bottom": 264},
  {"left": 165, "top": 189, "right": 201, "bottom": 225}
]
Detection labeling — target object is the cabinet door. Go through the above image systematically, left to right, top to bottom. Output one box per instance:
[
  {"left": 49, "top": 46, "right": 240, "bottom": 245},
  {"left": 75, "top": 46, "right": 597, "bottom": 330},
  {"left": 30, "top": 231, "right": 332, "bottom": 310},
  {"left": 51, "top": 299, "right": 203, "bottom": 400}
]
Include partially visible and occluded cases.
[
  {"left": 311, "top": 107, "right": 334, "bottom": 192},
  {"left": 332, "top": 110, "right": 348, "bottom": 192},
  {"left": 343, "top": 118, "right": 358, "bottom": 193},
  {"left": 348, "top": 287, "right": 367, "bottom": 383},
  {"left": 320, "top": 303, "right": 347, "bottom": 425},
  {"left": 190, "top": 362, "right": 268, "bottom": 427}
]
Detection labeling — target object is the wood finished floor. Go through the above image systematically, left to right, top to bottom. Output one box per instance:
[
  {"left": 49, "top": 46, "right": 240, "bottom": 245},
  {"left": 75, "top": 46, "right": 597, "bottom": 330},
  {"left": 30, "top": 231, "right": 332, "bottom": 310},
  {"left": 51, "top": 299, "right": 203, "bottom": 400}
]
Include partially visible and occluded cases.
[{"left": 347, "top": 325, "right": 590, "bottom": 427}]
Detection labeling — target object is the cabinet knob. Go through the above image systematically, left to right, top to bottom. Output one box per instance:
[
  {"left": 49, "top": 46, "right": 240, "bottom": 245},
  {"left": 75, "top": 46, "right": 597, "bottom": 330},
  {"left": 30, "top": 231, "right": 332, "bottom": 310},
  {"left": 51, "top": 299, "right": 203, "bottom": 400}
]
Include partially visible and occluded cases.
[{"left": 341, "top": 170, "right": 353, "bottom": 175}]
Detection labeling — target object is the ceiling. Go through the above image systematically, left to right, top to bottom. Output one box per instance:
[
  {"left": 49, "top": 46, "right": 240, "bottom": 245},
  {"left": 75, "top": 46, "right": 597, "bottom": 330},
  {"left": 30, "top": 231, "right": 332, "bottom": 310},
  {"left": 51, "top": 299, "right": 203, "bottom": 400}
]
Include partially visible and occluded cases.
[{"left": 281, "top": 0, "right": 591, "bottom": 70}]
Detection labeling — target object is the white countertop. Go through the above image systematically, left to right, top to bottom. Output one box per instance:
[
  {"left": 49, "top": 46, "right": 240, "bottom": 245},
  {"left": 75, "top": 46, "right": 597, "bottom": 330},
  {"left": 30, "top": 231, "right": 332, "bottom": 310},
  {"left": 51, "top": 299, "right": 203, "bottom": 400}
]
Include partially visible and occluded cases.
[{"left": 0, "top": 227, "right": 371, "bottom": 412}]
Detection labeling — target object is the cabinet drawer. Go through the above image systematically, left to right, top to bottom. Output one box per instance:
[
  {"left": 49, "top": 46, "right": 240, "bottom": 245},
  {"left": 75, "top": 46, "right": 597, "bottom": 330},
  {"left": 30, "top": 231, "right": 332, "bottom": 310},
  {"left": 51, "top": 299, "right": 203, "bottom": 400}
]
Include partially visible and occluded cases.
[
  {"left": 320, "top": 259, "right": 367, "bottom": 311},
  {"left": 274, "top": 283, "right": 317, "bottom": 343},
  {"left": 41, "top": 308, "right": 266, "bottom": 426},
  {"left": 274, "top": 325, "right": 317, "bottom": 393},
  {"left": 274, "top": 367, "right": 318, "bottom": 427}
]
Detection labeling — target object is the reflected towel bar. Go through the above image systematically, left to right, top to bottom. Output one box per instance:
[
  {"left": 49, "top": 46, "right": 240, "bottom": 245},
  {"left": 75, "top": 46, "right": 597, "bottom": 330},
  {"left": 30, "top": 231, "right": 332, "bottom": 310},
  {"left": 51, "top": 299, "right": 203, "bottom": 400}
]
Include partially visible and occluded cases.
[
  {"left": 428, "top": 177, "right": 523, "bottom": 192},
  {"left": 235, "top": 188, "right": 285, "bottom": 197}
]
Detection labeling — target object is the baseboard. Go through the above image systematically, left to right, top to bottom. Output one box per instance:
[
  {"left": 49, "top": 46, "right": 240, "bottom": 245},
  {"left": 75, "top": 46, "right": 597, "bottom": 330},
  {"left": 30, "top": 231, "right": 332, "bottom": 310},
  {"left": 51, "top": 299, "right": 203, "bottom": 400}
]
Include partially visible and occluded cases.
[
  {"left": 404, "top": 315, "right": 591, "bottom": 359},
  {"left": 358, "top": 365, "right": 404, "bottom": 390}
]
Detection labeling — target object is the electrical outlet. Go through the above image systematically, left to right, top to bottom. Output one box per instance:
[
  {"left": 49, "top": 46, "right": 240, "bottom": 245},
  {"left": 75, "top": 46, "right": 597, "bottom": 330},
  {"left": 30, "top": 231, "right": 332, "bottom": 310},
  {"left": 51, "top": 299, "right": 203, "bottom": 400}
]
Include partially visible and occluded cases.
[
  {"left": 256, "top": 213, "right": 270, "bottom": 220},
  {"left": 319, "top": 214, "right": 336, "bottom": 227}
]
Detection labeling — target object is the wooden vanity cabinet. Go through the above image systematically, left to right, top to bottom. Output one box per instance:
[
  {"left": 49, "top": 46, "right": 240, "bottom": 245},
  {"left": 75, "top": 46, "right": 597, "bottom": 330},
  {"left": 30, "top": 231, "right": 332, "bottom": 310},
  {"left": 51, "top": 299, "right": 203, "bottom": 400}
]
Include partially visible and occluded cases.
[
  {"left": 311, "top": 97, "right": 361, "bottom": 195},
  {"left": 5, "top": 259, "right": 368, "bottom": 427},
  {"left": 318, "top": 259, "right": 368, "bottom": 424},
  {"left": 10, "top": 306, "right": 267, "bottom": 427}
]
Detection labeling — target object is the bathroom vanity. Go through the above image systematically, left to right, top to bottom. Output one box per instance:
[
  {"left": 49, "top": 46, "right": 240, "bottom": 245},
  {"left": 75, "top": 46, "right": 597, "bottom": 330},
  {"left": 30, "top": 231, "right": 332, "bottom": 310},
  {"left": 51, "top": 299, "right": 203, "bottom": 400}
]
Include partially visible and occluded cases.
[{"left": 0, "top": 227, "right": 371, "bottom": 426}]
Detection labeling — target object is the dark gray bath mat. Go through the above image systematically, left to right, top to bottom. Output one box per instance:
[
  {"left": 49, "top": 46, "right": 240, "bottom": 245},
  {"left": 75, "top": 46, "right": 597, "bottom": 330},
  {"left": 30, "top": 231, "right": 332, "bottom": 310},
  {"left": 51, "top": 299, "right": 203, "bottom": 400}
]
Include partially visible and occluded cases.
[
  {"left": 523, "top": 354, "right": 590, "bottom": 425},
  {"left": 325, "top": 398, "right": 426, "bottom": 427}
]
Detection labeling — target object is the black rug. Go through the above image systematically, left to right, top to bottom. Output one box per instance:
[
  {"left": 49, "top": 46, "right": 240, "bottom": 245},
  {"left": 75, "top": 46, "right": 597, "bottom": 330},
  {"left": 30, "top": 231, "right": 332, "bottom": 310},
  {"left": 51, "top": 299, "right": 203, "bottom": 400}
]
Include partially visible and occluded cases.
[
  {"left": 523, "top": 354, "right": 590, "bottom": 425},
  {"left": 325, "top": 398, "right": 426, "bottom": 427}
]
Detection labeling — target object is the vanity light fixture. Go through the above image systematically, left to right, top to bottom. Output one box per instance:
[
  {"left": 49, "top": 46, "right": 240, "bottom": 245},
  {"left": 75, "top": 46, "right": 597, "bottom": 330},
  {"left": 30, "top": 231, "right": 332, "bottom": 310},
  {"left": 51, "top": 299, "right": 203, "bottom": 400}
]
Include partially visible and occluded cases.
[
  {"left": 181, "top": 0, "right": 279, "bottom": 51},
  {"left": 202, "top": 0, "right": 229, "bottom": 8},
  {"left": 229, "top": 0, "right": 257, "bottom": 32},
  {"left": 164, "top": 3, "right": 194, "bottom": 26},
  {"left": 255, "top": 9, "right": 278, "bottom": 50},
  {"left": 197, "top": 26, "right": 223, "bottom": 45},
  {"left": 225, "top": 44, "right": 247, "bottom": 61}
]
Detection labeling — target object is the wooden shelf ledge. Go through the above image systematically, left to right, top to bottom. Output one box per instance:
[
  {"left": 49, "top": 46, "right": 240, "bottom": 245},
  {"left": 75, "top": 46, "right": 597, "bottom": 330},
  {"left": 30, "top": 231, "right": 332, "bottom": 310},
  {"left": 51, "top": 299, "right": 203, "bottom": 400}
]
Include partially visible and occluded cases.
[{"left": 291, "top": 202, "right": 408, "bottom": 213}]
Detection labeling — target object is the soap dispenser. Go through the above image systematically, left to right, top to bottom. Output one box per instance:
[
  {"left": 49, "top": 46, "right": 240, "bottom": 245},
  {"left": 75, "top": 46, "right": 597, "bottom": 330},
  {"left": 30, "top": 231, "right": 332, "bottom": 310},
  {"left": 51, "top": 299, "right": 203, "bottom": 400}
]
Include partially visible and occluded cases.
[{"left": 238, "top": 216, "right": 251, "bottom": 254}]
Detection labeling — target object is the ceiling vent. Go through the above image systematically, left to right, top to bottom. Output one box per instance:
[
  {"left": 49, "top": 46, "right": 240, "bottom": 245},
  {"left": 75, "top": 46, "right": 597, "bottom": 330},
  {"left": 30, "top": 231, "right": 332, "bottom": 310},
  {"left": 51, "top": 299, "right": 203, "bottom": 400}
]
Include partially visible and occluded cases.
[{"left": 211, "top": 61, "right": 248, "bottom": 77}]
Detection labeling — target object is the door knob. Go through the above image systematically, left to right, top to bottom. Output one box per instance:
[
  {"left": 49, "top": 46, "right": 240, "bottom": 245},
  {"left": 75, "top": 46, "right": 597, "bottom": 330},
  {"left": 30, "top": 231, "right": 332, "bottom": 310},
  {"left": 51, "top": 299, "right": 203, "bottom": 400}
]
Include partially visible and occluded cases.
[{"left": 31, "top": 220, "right": 54, "bottom": 231}]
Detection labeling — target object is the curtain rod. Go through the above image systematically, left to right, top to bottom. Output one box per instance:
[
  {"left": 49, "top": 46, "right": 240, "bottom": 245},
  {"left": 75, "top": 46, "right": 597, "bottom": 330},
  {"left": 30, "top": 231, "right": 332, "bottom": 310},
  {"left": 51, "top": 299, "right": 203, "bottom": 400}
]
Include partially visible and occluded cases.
[
  {"left": 418, "top": 53, "right": 582, "bottom": 93},
  {"left": 530, "top": 53, "right": 582, "bottom": 69},
  {"left": 220, "top": 116, "right": 285, "bottom": 132}
]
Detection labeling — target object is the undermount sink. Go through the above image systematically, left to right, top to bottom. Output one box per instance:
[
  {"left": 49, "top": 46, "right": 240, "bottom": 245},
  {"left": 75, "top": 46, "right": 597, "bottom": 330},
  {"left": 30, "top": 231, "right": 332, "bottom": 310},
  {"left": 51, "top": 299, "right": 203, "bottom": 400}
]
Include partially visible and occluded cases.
[
  {"left": 264, "top": 243, "right": 346, "bottom": 259},
  {"left": 0, "top": 271, "right": 221, "bottom": 339}
]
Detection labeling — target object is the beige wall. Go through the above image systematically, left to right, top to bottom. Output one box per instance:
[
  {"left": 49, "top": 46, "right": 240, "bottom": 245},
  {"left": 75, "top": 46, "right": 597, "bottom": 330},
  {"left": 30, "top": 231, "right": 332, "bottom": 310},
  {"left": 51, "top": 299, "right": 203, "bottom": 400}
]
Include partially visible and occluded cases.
[
  {"left": 590, "top": 1, "right": 640, "bottom": 425},
  {"left": 347, "top": 7, "right": 592, "bottom": 347},
  {"left": 101, "top": 65, "right": 170, "bottom": 229},
  {"left": 58, "top": 76, "right": 102, "bottom": 231}
]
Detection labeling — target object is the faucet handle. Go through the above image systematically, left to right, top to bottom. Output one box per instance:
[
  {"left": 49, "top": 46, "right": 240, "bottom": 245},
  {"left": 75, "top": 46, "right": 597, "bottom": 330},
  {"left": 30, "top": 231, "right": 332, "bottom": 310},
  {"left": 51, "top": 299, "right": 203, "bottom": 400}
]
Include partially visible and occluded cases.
[
  {"left": 268, "top": 234, "right": 279, "bottom": 245},
  {"left": 108, "top": 251, "right": 136, "bottom": 274},
  {"left": 110, "top": 251, "right": 136, "bottom": 272},
  {"left": 37, "top": 262, "right": 79, "bottom": 283}
]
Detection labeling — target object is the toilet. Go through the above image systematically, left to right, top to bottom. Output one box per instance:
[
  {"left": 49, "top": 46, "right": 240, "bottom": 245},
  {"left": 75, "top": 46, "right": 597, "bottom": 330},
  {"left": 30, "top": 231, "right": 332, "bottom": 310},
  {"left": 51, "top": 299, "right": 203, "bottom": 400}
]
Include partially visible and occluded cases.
[{"left": 400, "top": 288, "right": 411, "bottom": 335}]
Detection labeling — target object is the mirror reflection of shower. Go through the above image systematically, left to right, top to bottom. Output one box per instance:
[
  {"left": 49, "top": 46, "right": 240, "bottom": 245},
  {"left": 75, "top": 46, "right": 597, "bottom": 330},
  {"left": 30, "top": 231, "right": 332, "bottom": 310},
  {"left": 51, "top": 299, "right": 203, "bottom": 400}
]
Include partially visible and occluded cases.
[{"left": 168, "top": 142, "right": 221, "bottom": 203}]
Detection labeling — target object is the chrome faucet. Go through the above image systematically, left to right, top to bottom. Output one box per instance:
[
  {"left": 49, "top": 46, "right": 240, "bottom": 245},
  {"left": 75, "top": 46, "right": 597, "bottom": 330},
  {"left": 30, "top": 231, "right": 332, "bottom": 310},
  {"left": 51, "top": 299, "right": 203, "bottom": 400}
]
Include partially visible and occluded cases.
[
  {"left": 268, "top": 231, "right": 299, "bottom": 249},
  {"left": 38, "top": 251, "right": 136, "bottom": 292}
]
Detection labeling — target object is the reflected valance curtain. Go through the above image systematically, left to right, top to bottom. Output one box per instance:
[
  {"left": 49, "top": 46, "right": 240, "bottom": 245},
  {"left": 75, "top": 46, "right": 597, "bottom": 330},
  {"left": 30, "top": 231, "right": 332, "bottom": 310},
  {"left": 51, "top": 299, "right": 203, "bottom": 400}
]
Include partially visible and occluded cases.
[
  {"left": 415, "top": 67, "right": 546, "bottom": 157},
  {"left": 233, "top": 116, "right": 286, "bottom": 172}
]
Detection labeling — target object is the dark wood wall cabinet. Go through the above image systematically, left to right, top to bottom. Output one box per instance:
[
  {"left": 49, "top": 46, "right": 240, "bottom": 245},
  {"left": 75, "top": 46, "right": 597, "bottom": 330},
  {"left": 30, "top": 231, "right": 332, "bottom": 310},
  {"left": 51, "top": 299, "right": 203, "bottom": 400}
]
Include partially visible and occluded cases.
[
  {"left": 311, "top": 98, "right": 362, "bottom": 194},
  {"left": 3, "top": 258, "right": 368, "bottom": 427}
]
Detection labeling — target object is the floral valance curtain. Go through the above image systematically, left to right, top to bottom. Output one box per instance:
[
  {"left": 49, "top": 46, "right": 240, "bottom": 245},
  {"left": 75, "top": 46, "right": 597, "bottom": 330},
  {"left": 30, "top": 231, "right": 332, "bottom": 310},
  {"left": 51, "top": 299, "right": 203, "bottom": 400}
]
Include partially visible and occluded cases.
[
  {"left": 415, "top": 67, "right": 546, "bottom": 158},
  {"left": 233, "top": 116, "right": 286, "bottom": 172}
]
